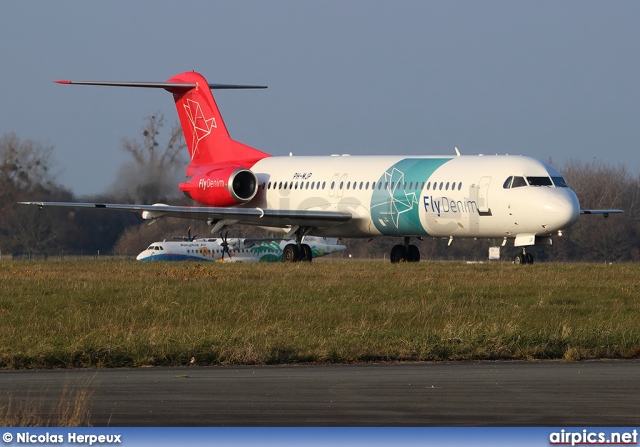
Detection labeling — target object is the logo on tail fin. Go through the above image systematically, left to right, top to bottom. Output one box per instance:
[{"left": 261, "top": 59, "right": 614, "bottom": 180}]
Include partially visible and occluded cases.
[{"left": 183, "top": 98, "right": 216, "bottom": 160}]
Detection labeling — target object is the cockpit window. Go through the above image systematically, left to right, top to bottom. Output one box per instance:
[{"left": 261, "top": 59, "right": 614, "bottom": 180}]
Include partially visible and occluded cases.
[
  {"left": 504, "top": 175, "right": 565, "bottom": 189},
  {"left": 511, "top": 176, "right": 527, "bottom": 188},
  {"left": 527, "top": 176, "right": 553, "bottom": 186},
  {"left": 551, "top": 176, "right": 568, "bottom": 187}
]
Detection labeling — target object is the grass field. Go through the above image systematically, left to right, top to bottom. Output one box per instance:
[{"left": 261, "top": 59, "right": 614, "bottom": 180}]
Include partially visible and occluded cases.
[{"left": 1, "top": 260, "right": 639, "bottom": 368}]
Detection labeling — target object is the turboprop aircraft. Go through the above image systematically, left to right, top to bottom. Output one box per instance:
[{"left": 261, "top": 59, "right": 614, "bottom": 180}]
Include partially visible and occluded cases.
[
  {"left": 20, "top": 71, "right": 622, "bottom": 264},
  {"left": 137, "top": 235, "right": 346, "bottom": 262}
]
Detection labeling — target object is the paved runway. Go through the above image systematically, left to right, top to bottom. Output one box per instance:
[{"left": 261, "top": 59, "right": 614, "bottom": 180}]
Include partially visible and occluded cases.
[{"left": 1, "top": 361, "right": 639, "bottom": 426}]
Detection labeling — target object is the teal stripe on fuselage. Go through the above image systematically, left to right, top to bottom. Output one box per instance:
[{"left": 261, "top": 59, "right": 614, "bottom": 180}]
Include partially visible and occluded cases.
[{"left": 370, "top": 158, "right": 449, "bottom": 235}]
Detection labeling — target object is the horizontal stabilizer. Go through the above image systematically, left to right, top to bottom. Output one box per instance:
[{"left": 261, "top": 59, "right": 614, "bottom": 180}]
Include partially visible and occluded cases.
[{"left": 54, "top": 80, "right": 267, "bottom": 89}]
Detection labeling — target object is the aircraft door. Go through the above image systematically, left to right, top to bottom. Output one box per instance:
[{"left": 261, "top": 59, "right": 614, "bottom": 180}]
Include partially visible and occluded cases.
[{"left": 477, "top": 176, "right": 491, "bottom": 214}]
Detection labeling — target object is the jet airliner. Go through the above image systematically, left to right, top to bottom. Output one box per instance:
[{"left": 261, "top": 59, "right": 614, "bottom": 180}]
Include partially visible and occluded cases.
[{"left": 21, "top": 71, "right": 622, "bottom": 264}]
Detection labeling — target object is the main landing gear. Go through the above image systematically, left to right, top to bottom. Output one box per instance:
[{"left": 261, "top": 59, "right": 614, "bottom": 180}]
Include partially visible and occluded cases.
[
  {"left": 282, "top": 226, "right": 313, "bottom": 263},
  {"left": 390, "top": 237, "right": 420, "bottom": 263},
  {"left": 282, "top": 243, "right": 312, "bottom": 262},
  {"left": 513, "top": 248, "right": 534, "bottom": 265}
]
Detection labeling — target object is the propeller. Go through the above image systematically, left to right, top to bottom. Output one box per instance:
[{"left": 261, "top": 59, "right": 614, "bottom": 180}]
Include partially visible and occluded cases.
[
  {"left": 173, "top": 227, "right": 197, "bottom": 242},
  {"left": 220, "top": 230, "right": 231, "bottom": 260}
]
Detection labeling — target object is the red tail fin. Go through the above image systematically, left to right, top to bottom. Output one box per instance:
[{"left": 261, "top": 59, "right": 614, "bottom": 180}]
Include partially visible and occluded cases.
[
  {"left": 55, "top": 71, "right": 270, "bottom": 176},
  {"left": 165, "top": 72, "right": 270, "bottom": 174}
]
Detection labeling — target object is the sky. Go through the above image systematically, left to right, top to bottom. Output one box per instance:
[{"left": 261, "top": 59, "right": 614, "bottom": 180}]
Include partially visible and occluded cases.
[{"left": 1, "top": 1, "right": 639, "bottom": 196}]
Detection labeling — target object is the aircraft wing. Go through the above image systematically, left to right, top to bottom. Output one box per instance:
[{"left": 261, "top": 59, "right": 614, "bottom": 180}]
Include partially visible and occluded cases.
[
  {"left": 18, "top": 201, "right": 352, "bottom": 229},
  {"left": 580, "top": 209, "right": 624, "bottom": 216}
]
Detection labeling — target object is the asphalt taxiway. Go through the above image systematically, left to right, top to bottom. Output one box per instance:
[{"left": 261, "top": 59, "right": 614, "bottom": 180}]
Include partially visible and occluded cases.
[{"left": 1, "top": 361, "right": 638, "bottom": 426}]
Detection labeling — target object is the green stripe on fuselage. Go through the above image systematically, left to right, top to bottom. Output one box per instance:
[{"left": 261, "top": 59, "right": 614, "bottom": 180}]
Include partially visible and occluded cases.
[{"left": 370, "top": 158, "right": 450, "bottom": 235}]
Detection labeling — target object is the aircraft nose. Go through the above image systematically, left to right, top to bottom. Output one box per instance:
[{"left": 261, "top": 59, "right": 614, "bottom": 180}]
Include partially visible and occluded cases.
[{"left": 543, "top": 189, "right": 580, "bottom": 231}]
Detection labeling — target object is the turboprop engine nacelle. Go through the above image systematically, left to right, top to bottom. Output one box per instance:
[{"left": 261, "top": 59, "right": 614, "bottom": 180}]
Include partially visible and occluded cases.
[{"left": 179, "top": 166, "right": 258, "bottom": 207}]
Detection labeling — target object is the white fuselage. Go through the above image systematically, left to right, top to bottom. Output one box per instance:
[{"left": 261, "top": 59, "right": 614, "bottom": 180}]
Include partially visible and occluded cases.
[{"left": 247, "top": 154, "right": 580, "bottom": 243}]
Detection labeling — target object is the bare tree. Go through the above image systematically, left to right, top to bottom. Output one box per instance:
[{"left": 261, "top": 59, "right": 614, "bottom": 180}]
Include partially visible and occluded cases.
[
  {"left": 109, "top": 112, "right": 187, "bottom": 204},
  {"left": 0, "top": 133, "right": 65, "bottom": 253},
  {"left": 0, "top": 133, "right": 56, "bottom": 197}
]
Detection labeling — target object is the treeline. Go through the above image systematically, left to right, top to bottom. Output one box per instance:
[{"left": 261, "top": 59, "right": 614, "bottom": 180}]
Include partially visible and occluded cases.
[
  {"left": 0, "top": 113, "right": 184, "bottom": 257},
  {"left": 1, "top": 123, "right": 638, "bottom": 262},
  {"left": 0, "top": 133, "right": 142, "bottom": 256}
]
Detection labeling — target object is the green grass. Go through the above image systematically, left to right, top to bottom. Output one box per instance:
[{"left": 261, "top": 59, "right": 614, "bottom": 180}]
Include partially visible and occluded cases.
[{"left": 1, "top": 261, "right": 639, "bottom": 368}]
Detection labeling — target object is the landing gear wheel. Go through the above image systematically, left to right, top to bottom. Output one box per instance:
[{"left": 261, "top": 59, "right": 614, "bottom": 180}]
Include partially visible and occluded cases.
[
  {"left": 283, "top": 244, "right": 299, "bottom": 262},
  {"left": 300, "top": 244, "right": 313, "bottom": 262},
  {"left": 390, "top": 245, "right": 408, "bottom": 263},
  {"left": 407, "top": 245, "right": 420, "bottom": 263},
  {"left": 514, "top": 253, "right": 525, "bottom": 265},
  {"left": 525, "top": 253, "right": 534, "bottom": 264}
]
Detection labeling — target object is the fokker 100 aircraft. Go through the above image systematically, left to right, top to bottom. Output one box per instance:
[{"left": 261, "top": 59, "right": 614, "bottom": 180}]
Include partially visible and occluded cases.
[
  {"left": 21, "top": 71, "right": 622, "bottom": 264},
  {"left": 137, "top": 235, "right": 346, "bottom": 262}
]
